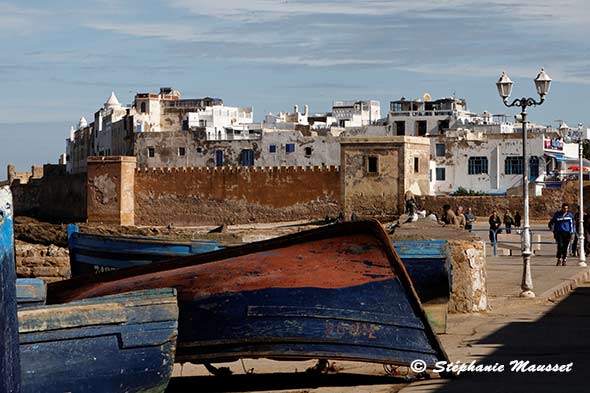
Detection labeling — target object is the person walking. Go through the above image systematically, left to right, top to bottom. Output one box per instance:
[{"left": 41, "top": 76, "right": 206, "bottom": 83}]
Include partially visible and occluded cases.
[
  {"left": 549, "top": 203, "right": 576, "bottom": 266},
  {"left": 464, "top": 207, "right": 476, "bottom": 232},
  {"left": 503, "top": 209, "right": 514, "bottom": 234},
  {"left": 488, "top": 210, "right": 502, "bottom": 244},
  {"left": 514, "top": 211, "right": 522, "bottom": 228}
]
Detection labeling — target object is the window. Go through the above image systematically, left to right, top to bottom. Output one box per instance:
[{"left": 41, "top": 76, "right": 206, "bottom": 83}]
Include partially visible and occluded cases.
[
  {"left": 140, "top": 102, "right": 146, "bottom": 113},
  {"left": 199, "top": 119, "right": 207, "bottom": 127},
  {"left": 437, "top": 119, "right": 450, "bottom": 133},
  {"left": 416, "top": 120, "right": 427, "bottom": 136},
  {"left": 394, "top": 121, "right": 405, "bottom": 136},
  {"left": 286, "top": 143, "right": 295, "bottom": 153},
  {"left": 269, "top": 144, "right": 277, "bottom": 153},
  {"left": 435, "top": 144, "right": 446, "bottom": 157},
  {"left": 147, "top": 147, "right": 155, "bottom": 157},
  {"left": 178, "top": 147, "right": 186, "bottom": 156},
  {"left": 196, "top": 147, "right": 203, "bottom": 153},
  {"left": 305, "top": 147, "right": 312, "bottom": 156},
  {"left": 240, "top": 149, "right": 254, "bottom": 166},
  {"left": 215, "top": 150, "right": 223, "bottom": 167},
  {"left": 368, "top": 156, "right": 378, "bottom": 173},
  {"left": 468, "top": 156, "right": 488, "bottom": 174},
  {"left": 505, "top": 156, "right": 523, "bottom": 175},
  {"left": 529, "top": 156, "right": 540, "bottom": 179},
  {"left": 414, "top": 157, "right": 419, "bottom": 173},
  {"left": 436, "top": 168, "right": 446, "bottom": 181}
]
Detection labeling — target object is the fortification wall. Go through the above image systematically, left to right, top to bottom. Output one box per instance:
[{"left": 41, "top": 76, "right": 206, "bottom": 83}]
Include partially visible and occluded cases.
[
  {"left": 9, "top": 164, "right": 86, "bottom": 223},
  {"left": 134, "top": 165, "right": 341, "bottom": 225}
]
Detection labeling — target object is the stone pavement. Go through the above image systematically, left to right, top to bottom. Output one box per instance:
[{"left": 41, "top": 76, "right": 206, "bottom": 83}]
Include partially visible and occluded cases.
[{"left": 400, "top": 229, "right": 590, "bottom": 393}]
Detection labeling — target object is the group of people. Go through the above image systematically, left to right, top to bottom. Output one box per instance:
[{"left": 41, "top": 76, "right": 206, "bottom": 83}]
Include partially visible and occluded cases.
[
  {"left": 486, "top": 202, "right": 588, "bottom": 267},
  {"left": 439, "top": 204, "right": 477, "bottom": 231},
  {"left": 488, "top": 209, "right": 522, "bottom": 243}
]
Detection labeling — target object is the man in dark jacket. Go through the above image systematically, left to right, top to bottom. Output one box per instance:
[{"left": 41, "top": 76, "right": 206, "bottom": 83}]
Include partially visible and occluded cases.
[{"left": 549, "top": 203, "right": 576, "bottom": 266}]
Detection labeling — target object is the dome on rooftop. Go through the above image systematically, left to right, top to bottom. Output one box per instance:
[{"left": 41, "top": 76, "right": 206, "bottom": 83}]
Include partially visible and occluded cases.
[{"left": 105, "top": 91, "right": 121, "bottom": 109}]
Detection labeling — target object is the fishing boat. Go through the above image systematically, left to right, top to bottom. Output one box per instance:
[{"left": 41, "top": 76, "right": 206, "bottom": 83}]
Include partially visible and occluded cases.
[
  {"left": 1, "top": 187, "right": 180, "bottom": 393},
  {"left": 49, "top": 220, "right": 449, "bottom": 370},
  {"left": 67, "top": 224, "right": 222, "bottom": 276},
  {"left": 68, "top": 225, "right": 453, "bottom": 333},
  {"left": 392, "top": 240, "right": 452, "bottom": 333},
  {"left": 19, "top": 288, "right": 179, "bottom": 393}
]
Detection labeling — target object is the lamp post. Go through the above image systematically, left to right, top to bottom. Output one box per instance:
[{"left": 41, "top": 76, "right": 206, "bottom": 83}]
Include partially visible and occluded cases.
[
  {"left": 497, "top": 68, "right": 552, "bottom": 298},
  {"left": 576, "top": 123, "right": 587, "bottom": 267}
]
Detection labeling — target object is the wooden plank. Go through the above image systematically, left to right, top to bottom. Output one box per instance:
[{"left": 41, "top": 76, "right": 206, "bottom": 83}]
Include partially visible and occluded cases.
[
  {"left": 1, "top": 186, "right": 20, "bottom": 393},
  {"left": 18, "top": 303, "right": 127, "bottom": 333}
]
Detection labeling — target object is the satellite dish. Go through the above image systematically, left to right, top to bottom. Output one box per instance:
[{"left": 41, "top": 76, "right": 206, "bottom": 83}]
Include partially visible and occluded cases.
[{"left": 423, "top": 92, "right": 431, "bottom": 102}]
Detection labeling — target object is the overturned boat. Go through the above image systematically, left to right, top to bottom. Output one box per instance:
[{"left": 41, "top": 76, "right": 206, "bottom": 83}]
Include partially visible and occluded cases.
[
  {"left": 49, "top": 220, "right": 449, "bottom": 369},
  {"left": 68, "top": 224, "right": 453, "bottom": 333}
]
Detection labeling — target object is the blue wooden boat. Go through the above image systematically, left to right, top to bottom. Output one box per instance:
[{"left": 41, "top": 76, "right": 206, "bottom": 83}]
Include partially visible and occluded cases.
[
  {"left": 1, "top": 186, "right": 21, "bottom": 392},
  {"left": 2, "top": 188, "right": 179, "bottom": 393},
  {"left": 49, "top": 220, "right": 449, "bottom": 370},
  {"left": 67, "top": 224, "right": 222, "bottom": 276},
  {"left": 68, "top": 226, "right": 453, "bottom": 333},
  {"left": 393, "top": 240, "right": 452, "bottom": 334},
  {"left": 15, "top": 278, "right": 46, "bottom": 308},
  {"left": 19, "top": 288, "right": 179, "bottom": 393}
]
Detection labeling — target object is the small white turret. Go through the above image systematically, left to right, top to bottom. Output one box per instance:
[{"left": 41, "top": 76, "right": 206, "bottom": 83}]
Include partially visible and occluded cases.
[
  {"left": 104, "top": 91, "right": 121, "bottom": 109},
  {"left": 78, "top": 117, "right": 88, "bottom": 129}
]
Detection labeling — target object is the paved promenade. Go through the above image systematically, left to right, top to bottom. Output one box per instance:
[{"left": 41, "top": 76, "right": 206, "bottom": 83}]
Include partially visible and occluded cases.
[
  {"left": 167, "top": 221, "right": 590, "bottom": 392},
  {"left": 400, "top": 223, "right": 590, "bottom": 393}
]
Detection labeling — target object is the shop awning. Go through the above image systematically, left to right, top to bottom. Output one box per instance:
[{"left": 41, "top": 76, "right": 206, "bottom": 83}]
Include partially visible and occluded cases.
[{"left": 545, "top": 152, "right": 568, "bottom": 162}]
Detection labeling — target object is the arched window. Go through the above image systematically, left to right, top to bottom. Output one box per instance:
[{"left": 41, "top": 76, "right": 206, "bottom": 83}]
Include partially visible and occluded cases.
[{"left": 140, "top": 102, "right": 146, "bottom": 113}]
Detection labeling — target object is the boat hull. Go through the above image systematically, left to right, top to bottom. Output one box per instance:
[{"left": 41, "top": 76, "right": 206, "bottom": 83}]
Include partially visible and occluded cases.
[
  {"left": 50, "top": 221, "right": 449, "bottom": 369},
  {"left": 67, "top": 224, "right": 222, "bottom": 276},
  {"left": 393, "top": 240, "right": 452, "bottom": 333},
  {"left": 19, "top": 288, "right": 179, "bottom": 393}
]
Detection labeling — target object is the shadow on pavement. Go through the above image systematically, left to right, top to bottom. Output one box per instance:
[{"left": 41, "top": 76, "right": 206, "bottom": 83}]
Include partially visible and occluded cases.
[
  {"left": 429, "top": 286, "right": 590, "bottom": 392},
  {"left": 166, "top": 372, "right": 404, "bottom": 392}
]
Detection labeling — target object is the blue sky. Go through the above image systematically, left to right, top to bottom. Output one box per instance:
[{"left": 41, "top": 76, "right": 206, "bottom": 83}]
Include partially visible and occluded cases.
[{"left": 1, "top": 0, "right": 590, "bottom": 174}]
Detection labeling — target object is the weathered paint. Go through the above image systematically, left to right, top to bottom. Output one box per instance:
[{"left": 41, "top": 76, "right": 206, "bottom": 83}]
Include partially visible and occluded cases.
[
  {"left": 0, "top": 186, "right": 21, "bottom": 393},
  {"left": 49, "top": 220, "right": 449, "bottom": 369},
  {"left": 68, "top": 224, "right": 222, "bottom": 276},
  {"left": 69, "top": 229, "right": 453, "bottom": 331},
  {"left": 393, "top": 240, "right": 452, "bottom": 333},
  {"left": 15, "top": 278, "right": 46, "bottom": 308},
  {"left": 19, "top": 288, "right": 178, "bottom": 393}
]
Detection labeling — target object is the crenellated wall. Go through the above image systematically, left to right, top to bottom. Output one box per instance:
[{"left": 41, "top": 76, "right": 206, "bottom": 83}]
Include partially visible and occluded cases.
[{"left": 134, "top": 165, "right": 341, "bottom": 225}]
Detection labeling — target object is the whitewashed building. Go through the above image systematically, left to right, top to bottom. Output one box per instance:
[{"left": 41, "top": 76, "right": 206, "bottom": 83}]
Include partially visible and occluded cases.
[
  {"left": 332, "top": 100, "right": 381, "bottom": 127},
  {"left": 430, "top": 129, "right": 577, "bottom": 195}
]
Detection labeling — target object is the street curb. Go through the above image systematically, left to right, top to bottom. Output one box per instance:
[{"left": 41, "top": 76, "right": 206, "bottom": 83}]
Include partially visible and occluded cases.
[{"left": 538, "top": 267, "right": 590, "bottom": 301}]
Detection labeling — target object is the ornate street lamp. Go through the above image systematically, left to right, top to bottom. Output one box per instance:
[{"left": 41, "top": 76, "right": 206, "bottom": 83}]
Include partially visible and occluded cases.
[
  {"left": 496, "top": 68, "right": 552, "bottom": 298},
  {"left": 575, "top": 123, "right": 588, "bottom": 267}
]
